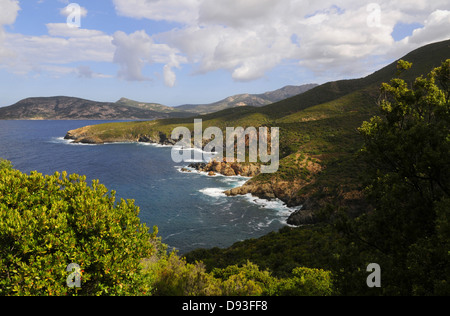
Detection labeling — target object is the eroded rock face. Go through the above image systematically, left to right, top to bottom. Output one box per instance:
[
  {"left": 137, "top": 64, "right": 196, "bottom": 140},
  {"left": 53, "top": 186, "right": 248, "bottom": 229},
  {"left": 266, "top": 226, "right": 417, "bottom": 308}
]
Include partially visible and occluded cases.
[
  {"left": 65, "top": 127, "right": 105, "bottom": 144},
  {"left": 139, "top": 132, "right": 176, "bottom": 146},
  {"left": 188, "top": 159, "right": 261, "bottom": 178},
  {"left": 224, "top": 179, "right": 305, "bottom": 207},
  {"left": 286, "top": 209, "right": 317, "bottom": 226}
]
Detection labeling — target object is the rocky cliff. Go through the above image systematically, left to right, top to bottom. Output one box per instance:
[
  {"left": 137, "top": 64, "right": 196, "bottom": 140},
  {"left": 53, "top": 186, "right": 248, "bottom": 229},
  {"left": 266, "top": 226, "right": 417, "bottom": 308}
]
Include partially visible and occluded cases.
[{"left": 188, "top": 159, "right": 261, "bottom": 177}]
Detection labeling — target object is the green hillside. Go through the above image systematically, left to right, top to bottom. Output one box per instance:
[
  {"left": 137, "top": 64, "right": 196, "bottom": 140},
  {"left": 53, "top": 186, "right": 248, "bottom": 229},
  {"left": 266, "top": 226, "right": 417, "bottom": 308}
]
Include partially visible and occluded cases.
[
  {"left": 61, "top": 39, "right": 450, "bottom": 296},
  {"left": 66, "top": 40, "right": 450, "bottom": 221},
  {"left": 187, "top": 54, "right": 450, "bottom": 296}
]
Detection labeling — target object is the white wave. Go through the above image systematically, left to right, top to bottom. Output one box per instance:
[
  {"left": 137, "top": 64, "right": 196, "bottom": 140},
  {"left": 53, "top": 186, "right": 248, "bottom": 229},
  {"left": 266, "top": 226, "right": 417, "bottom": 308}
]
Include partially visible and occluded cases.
[
  {"left": 49, "top": 137, "right": 96, "bottom": 146},
  {"left": 144, "top": 143, "right": 173, "bottom": 148},
  {"left": 185, "top": 159, "right": 206, "bottom": 163},
  {"left": 183, "top": 167, "right": 251, "bottom": 182},
  {"left": 218, "top": 177, "right": 249, "bottom": 187},
  {"left": 199, "top": 187, "right": 227, "bottom": 198},
  {"left": 243, "top": 194, "right": 297, "bottom": 216}
]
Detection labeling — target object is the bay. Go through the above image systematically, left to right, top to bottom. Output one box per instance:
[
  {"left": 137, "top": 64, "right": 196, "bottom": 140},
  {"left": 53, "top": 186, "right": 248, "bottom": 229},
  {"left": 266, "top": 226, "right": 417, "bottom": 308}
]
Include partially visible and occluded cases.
[{"left": 0, "top": 120, "right": 296, "bottom": 254}]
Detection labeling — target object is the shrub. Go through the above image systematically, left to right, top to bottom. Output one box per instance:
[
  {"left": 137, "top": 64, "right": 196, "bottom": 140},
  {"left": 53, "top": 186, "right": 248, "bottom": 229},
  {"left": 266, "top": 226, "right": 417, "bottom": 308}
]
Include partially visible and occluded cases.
[
  {"left": 0, "top": 167, "right": 155, "bottom": 296},
  {"left": 148, "top": 252, "right": 222, "bottom": 296},
  {"left": 275, "top": 267, "right": 334, "bottom": 296}
]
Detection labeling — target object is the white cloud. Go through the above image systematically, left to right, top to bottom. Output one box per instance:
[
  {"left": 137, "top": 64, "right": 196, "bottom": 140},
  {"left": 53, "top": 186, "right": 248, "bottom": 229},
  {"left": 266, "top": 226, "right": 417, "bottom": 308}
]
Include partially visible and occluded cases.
[
  {"left": 0, "top": 0, "right": 20, "bottom": 61},
  {"left": 0, "top": 0, "right": 20, "bottom": 25},
  {"left": 2, "top": 0, "right": 449, "bottom": 87},
  {"left": 113, "top": 0, "right": 200, "bottom": 24},
  {"left": 151, "top": 0, "right": 450, "bottom": 82},
  {"left": 198, "top": 0, "right": 284, "bottom": 28},
  {"left": 0, "top": 2, "right": 113, "bottom": 78},
  {"left": 60, "top": 4, "right": 88, "bottom": 18},
  {"left": 386, "top": 9, "right": 450, "bottom": 61},
  {"left": 404, "top": 10, "right": 450, "bottom": 45},
  {"left": 46, "top": 23, "right": 106, "bottom": 38},
  {"left": 2, "top": 29, "right": 114, "bottom": 76},
  {"left": 112, "top": 30, "right": 187, "bottom": 85},
  {"left": 112, "top": 30, "right": 152, "bottom": 81},
  {"left": 163, "top": 64, "right": 177, "bottom": 87},
  {"left": 76, "top": 65, "right": 113, "bottom": 79}
]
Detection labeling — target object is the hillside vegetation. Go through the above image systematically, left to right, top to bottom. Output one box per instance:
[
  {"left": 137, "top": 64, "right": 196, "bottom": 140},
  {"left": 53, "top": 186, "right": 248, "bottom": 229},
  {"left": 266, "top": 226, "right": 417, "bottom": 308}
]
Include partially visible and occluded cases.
[
  {"left": 1, "top": 39, "right": 448, "bottom": 296},
  {"left": 66, "top": 40, "right": 450, "bottom": 225},
  {"left": 188, "top": 56, "right": 450, "bottom": 296}
]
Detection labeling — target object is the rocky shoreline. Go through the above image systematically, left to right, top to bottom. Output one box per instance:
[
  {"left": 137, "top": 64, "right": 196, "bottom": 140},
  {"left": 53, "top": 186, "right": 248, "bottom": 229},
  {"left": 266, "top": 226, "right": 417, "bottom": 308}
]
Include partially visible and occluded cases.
[
  {"left": 64, "top": 128, "right": 178, "bottom": 146},
  {"left": 65, "top": 128, "right": 312, "bottom": 226},
  {"left": 185, "top": 159, "right": 316, "bottom": 226},
  {"left": 187, "top": 159, "right": 261, "bottom": 178}
]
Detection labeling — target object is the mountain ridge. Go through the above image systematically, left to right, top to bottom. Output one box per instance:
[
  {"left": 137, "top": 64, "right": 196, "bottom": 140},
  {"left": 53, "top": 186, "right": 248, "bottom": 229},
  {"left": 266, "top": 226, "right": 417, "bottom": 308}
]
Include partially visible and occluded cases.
[
  {"left": 0, "top": 84, "right": 318, "bottom": 120},
  {"left": 175, "top": 84, "right": 318, "bottom": 114}
]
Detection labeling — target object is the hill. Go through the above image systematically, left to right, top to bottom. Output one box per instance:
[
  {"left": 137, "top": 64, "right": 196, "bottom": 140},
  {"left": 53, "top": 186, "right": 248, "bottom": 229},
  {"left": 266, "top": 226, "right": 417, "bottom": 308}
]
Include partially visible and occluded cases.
[
  {"left": 64, "top": 39, "right": 450, "bottom": 226},
  {"left": 0, "top": 84, "right": 317, "bottom": 120},
  {"left": 175, "top": 84, "right": 318, "bottom": 114},
  {"left": 0, "top": 96, "right": 193, "bottom": 120},
  {"left": 115, "top": 97, "right": 183, "bottom": 114}
]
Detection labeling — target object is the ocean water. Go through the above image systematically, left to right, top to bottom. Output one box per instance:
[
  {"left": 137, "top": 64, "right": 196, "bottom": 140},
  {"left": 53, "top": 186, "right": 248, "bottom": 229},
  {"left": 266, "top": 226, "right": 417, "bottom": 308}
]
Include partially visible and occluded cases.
[{"left": 0, "top": 120, "right": 296, "bottom": 254}]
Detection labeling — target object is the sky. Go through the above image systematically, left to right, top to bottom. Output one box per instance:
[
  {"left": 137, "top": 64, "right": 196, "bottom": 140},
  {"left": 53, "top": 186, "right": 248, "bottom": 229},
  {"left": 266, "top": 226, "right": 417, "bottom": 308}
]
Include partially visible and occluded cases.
[{"left": 0, "top": 0, "right": 449, "bottom": 107}]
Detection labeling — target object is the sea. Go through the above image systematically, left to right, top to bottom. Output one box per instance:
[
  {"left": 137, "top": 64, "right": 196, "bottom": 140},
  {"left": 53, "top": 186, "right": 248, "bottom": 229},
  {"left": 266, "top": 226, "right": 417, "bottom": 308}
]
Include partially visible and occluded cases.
[{"left": 0, "top": 120, "right": 297, "bottom": 254}]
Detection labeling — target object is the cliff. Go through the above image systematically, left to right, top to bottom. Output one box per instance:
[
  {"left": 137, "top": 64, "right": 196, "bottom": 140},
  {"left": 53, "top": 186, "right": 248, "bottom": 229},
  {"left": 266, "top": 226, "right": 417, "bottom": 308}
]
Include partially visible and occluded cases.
[
  {"left": 62, "top": 40, "right": 450, "bottom": 227},
  {"left": 188, "top": 160, "right": 261, "bottom": 177}
]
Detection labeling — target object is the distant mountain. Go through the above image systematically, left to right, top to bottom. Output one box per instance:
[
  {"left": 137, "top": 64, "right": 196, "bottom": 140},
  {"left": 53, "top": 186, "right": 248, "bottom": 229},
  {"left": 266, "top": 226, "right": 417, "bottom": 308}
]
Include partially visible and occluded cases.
[
  {"left": 0, "top": 84, "right": 317, "bottom": 120},
  {"left": 175, "top": 84, "right": 318, "bottom": 114},
  {"left": 0, "top": 96, "right": 194, "bottom": 120},
  {"left": 115, "top": 98, "right": 180, "bottom": 114}
]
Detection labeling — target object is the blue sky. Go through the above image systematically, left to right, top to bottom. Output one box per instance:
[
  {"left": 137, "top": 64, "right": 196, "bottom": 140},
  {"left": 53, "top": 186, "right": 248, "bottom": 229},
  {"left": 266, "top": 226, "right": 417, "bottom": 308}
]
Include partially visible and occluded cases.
[{"left": 0, "top": 0, "right": 449, "bottom": 108}]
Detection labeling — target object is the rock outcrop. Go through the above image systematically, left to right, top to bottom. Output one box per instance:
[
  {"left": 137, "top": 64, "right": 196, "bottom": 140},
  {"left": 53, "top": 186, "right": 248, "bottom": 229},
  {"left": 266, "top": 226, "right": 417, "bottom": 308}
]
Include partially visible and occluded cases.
[
  {"left": 65, "top": 127, "right": 176, "bottom": 146},
  {"left": 138, "top": 132, "right": 177, "bottom": 146},
  {"left": 188, "top": 159, "right": 261, "bottom": 177},
  {"left": 224, "top": 178, "right": 305, "bottom": 207}
]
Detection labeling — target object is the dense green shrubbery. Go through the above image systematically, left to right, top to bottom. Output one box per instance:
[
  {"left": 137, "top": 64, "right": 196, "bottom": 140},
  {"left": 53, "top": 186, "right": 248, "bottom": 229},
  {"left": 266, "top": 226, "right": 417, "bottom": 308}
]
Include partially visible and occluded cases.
[
  {"left": 350, "top": 59, "right": 450, "bottom": 295},
  {"left": 0, "top": 162, "right": 334, "bottom": 296},
  {"left": 0, "top": 165, "right": 156, "bottom": 296},
  {"left": 145, "top": 251, "right": 333, "bottom": 296}
]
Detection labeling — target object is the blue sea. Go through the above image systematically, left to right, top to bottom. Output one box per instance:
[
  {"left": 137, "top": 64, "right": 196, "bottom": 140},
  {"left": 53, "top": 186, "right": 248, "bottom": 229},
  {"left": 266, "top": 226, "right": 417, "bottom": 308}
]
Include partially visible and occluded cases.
[{"left": 0, "top": 120, "right": 296, "bottom": 254}]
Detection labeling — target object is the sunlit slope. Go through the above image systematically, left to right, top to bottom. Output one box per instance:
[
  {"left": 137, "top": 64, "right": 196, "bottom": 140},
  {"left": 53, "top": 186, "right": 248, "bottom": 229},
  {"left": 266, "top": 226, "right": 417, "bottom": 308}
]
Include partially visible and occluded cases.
[{"left": 65, "top": 39, "right": 450, "bottom": 215}]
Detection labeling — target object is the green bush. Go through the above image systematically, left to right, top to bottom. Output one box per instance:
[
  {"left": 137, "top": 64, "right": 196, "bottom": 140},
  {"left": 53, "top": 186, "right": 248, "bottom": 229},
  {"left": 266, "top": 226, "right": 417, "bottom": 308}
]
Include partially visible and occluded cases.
[
  {"left": 0, "top": 159, "right": 13, "bottom": 171},
  {"left": 0, "top": 167, "right": 155, "bottom": 296},
  {"left": 147, "top": 252, "right": 222, "bottom": 296},
  {"left": 146, "top": 253, "right": 334, "bottom": 296},
  {"left": 213, "top": 262, "right": 276, "bottom": 296},
  {"left": 275, "top": 267, "right": 333, "bottom": 296}
]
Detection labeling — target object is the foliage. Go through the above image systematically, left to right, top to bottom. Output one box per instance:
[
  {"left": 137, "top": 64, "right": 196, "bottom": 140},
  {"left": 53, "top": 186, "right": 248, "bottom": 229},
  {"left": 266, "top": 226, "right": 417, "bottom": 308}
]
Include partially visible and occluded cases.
[
  {"left": 184, "top": 58, "right": 450, "bottom": 296},
  {"left": 346, "top": 59, "right": 450, "bottom": 295},
  {"left": 0, "top": 159, "right": 13, "bottom": 171},
  {"left": 0, "top": 167, "right": 156, "bottom": 296},
  {"left": 146, "top": 250, "right": 334, "bottom": 296},
  {"left": 146, "top": 252, "right": 222, "bottom": 296},
  {"left": 212, "top": 262, "right": 275, "bottom": 296},
  {"left": 275, "top": 267, "right": 333, "bottom": 296}
]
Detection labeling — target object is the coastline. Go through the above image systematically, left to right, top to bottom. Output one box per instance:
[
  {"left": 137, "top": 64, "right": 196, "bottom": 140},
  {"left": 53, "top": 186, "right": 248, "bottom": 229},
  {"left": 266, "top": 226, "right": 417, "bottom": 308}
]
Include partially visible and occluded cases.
[{"left": 64, "top": 128, "right": 311, "bottom": 226}]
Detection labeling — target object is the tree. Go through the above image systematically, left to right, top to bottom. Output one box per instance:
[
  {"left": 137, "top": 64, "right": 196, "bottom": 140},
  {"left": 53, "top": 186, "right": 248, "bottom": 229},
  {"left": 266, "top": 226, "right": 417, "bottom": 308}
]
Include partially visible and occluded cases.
[
  {"left": 353, "top": 59, "right": 450, "bottom": 295},
  {"left": 0, "top": 159, "right": 13, "bottom": 171},
  {"left": 0, "top": 166, "right": 156, "bottom": 296}
]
